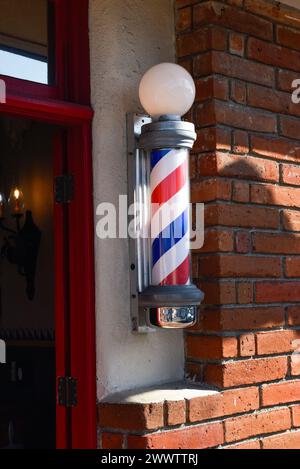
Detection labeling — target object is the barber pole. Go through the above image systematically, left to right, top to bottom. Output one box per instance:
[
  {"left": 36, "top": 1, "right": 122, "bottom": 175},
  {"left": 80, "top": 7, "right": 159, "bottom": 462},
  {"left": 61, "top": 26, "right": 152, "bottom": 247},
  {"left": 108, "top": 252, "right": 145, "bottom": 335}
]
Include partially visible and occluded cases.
[
  {"left": 134, "top": 63, "right": 203, "bottom": 329},
  {"left": 150, "top": 148, "right": 190, "bottom": 287}
]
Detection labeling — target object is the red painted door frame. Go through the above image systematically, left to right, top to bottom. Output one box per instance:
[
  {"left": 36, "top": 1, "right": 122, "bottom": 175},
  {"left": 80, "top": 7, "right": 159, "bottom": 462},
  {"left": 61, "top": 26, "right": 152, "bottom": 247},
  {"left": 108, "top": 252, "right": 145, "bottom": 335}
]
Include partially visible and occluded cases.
[
  {"left": 0, "top": 0, "right": 96, "bottom": 449},
  {"left": 0, "top": 99, "right": 96, "bottom": 449}
]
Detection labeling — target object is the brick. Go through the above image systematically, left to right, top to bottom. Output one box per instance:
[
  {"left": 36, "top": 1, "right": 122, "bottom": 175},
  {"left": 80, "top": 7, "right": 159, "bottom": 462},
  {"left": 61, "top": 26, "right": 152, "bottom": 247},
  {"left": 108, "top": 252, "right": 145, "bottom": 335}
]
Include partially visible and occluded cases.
[
  {"left": 176, "top": 0, "right": 198, "bottom": 7},
  {"left": 226, "top": 0, "right": 243, "bottom": 6},
  {"left": 244, "top": 0, "right": 300, "bottom": 29},
  {"left": 194, "top": 2, "right": 273, "bottom": 41},
  {"left": 176, "top": 7, "right": 192, "bottom": 32},
  {"left": 277, "top": 25, "right": 300, "bottom": 51},
  {"left": 177, "top": 26, "right": 227, "bottom": 57},
  {"left": 209, "top": 27, "right": 229, "bottom": 51},
  {"left": 177, "top": 29, "right": 208, "bottom": 57},
  {"left": 229, "top": 32, "right": 245, "bottom": 57},
  {"left": 248, "top": 37, "right": 300, "bottom": 73},
  {"left": 194, "top": 51, "right": 275, "bottom": 87},
  {"left": 193, "top": 52, "right": 212, "bottom": 77},
  {"left": 178, "top": 58, "right": 192, "bottom": 74},
  {"left": 278, "top": 69, "right": 300, "bottom": 93},
  {"left": 195, "top": 76, "right": 229, "bottom": 102},
  {"left": 231, "top": 80, "right": 247, "bottom": 105},
  {"left": 247, "top": 83, "right": 296, "bottom": 117},
  {"left": 196, "top": 101, "right": 215, "bottom": 127},
  {"left": 197, "top": 101, "right": 277, "bottom": 132},
  {"left": 219, "top": 102, "right": 277, "bottom": 133},
  {"left": 280, "top": 116, "right": 300, "bottom": 141},
  {"left": 194, "top": 127, "right": 231, "bottom": 153},
  {"left": 233, "top": 131, "right": 249, "bottom": 154},
  {"left": 251, "top": 135, "right": 300, "bottom": 164},
  {"left": 199, "top": 153, "right": 279, "bottom": 182},
  {"left": 190, "top": 154, "right": 196, "bottom": 179},
  {"left": 191, "top": 154, "right": 198, "bottom": 179},
  {"left": 282, "top": 164, "right": 300, "bottom": 186},
  {"left": 191, "top": 179, "right": 232, "bottom": 202},
  {"left": 232, "top": 181, "right": 250, "bottom": 203},
  {"left": 251, "top": 184, "right": 300, "bottom": 209},
  {"left": 205, "top": 203, "right": 280, "bottom": 229},
  {"left": 283, "top": 210, "right": 300, "bottom": 232},
  {"left": 198, "top": 228, "right": 234, "bottom": 253},
  {"left": 235, "top": 231, "right": 250, "bottom": 254},
  {"left": 253, "top": 232, "right": 300, "bottom": 254},
  {"left": 199, "top": 254, "right": 281, "bottom": 278},
  {"left": 192, "top": 255, "right": 199, "bottom": 278},
  {"left": 286, "top": 258, "right": 300, "bottom": 278},
  {"left": 199, "top": 281, "right": 236, "bottom": 305},
  {"left": 256, "top": 281, "right": 300, "bottom": 303},
  {"left": 237, "top": 282, "right": 253, "bottom": 304},
  {"left": 201, "top": 306, "right": 285, "bottom": 332},
  {"left": 288, "top": 306, "right": 300, "bottom": 326},
  {"left": 256, "top": 330, "right": 300, "bottom": 355},
  {"left": 240, "top": 333, "right": 256, "bottom": 357},
  {"left": 186, "top": 334, "right": 238, "bottom": 360},
  {"left": 290, "top": 343, "right": 300, "bottom": 376},
  {"left": 205, "top": 357, "right": 287, "bottom": 387},
  {"left": 291, "top": 357, "right": 300, "bottom": 377},
  {"left": 262, "top": 380, "right": 300, "bottom": 406},
  {"left": 188, "top": 387, "right": 259, "bottom": 423},
  {"left": 165, "top": 400, "right": 186, "bottom": 427},
  {"left": 98, "top": 402, "right": 164, "bottom": 431},
  {"left": 292, "top": 405, "right": 300, "bottom": 427},
  {"left": 225, "top": 408, "right": 291, "bottom": 443},
  {"left": 127, "top": 422, "right": 224, "bottom": 449},
  {"left": 262, "top": 431, "right": 300, "bottom": 450},
  {"left": 101, "top": 433, "right": 123, "bottom": 449},
  {"left": 224, "top": 440, "right": 261, "bottom": 449}
]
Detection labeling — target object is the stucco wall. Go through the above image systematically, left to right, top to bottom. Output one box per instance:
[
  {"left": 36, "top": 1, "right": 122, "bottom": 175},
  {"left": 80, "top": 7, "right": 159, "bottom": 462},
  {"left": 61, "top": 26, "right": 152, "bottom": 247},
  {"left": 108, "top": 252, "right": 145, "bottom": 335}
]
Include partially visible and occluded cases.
[{"left": 89, "top": 0, "right": 184, "bottom": 399}]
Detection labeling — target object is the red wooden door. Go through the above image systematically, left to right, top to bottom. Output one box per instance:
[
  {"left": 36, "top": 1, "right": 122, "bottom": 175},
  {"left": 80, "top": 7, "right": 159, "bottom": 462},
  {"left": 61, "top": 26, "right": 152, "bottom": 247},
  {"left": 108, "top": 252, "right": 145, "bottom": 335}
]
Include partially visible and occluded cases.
[{"left": 54, "top": 126, "right": 96, "bottom": 449}]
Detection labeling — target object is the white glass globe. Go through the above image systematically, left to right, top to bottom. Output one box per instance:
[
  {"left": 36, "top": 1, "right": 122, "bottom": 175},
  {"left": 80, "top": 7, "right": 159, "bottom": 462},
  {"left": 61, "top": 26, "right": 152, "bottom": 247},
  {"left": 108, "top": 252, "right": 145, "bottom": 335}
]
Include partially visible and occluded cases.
[{"left": 139, "top": 63, "right": 196, "bottom": 118}]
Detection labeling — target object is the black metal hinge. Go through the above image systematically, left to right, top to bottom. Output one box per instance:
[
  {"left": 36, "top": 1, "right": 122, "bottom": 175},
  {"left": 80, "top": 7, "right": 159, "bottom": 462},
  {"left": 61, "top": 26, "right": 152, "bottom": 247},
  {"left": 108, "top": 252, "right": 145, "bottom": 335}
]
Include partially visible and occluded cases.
[
  {"left": 55, "top": 175, "right": 74, "bottom": 204},
  {"left": 57, "top": 376, "right": 78, "bottom": 407}
]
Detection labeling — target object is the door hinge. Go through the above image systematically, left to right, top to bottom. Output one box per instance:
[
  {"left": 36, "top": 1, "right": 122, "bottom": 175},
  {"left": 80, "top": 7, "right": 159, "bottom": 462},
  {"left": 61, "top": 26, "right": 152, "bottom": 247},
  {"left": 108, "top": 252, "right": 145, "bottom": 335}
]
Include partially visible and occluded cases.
[
  {"left": 55, "top": 175, "right": 74, "bottom": 204},
  {"left": 57, "top": 376, "right": 78, "bottom": 407}
]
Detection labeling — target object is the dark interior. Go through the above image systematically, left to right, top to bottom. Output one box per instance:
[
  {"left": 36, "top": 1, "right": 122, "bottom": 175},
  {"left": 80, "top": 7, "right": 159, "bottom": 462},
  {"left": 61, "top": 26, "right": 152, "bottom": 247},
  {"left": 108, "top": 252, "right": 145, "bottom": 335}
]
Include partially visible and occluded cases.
[{"left": 0, "top": 117, "right": 56, "bottom": 449}]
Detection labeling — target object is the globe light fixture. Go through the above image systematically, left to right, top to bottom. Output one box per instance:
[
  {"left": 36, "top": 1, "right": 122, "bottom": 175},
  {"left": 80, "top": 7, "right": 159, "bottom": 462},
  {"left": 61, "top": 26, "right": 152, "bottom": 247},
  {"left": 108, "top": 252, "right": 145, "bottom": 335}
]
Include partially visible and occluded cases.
[
  {"left": 127, "top": 63, "right": 203, "bottom": 331},
  {"left": 139, "top": 63, "right": 196, "bottom": 118}
]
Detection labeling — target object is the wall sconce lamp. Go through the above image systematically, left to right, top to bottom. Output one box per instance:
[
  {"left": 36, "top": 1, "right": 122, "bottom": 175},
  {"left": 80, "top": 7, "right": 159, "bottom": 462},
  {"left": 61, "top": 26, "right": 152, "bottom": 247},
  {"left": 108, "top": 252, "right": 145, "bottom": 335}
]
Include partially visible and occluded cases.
[
  {"left": 127, "top": 63, "right": 204, "bottom": 332},
  {"left": 0, "top": 188, "right": 41, "bottom": 301}
]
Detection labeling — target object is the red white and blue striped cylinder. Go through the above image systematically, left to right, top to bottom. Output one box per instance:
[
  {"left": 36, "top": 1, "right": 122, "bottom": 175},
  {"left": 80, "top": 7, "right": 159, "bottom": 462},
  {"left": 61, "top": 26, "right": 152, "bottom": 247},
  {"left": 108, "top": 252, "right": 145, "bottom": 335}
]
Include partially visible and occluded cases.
[{"left": 150, "top": 148, "right": 190, "bottom": 287}]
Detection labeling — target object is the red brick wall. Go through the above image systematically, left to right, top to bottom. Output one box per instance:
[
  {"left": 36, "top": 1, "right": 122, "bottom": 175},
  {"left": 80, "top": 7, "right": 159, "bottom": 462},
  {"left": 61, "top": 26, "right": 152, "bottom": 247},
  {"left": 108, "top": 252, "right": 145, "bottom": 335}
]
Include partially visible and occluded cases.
[
  {"left": 98, "top": 0, "right": 300, "bottom": 449},
  {"left": 181, "top": 0, "right": 300, "bottom": 447}
]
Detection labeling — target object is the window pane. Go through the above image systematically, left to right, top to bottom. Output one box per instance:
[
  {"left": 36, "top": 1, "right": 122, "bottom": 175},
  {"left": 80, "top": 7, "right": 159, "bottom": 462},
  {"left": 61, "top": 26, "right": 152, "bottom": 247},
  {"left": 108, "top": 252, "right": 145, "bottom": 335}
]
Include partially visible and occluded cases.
[
  {"left": 0, "top": 0, "right": 54, "bottom": 85},
  {"left": 0, "top": 50, "right": 48, "bottom": 84}
]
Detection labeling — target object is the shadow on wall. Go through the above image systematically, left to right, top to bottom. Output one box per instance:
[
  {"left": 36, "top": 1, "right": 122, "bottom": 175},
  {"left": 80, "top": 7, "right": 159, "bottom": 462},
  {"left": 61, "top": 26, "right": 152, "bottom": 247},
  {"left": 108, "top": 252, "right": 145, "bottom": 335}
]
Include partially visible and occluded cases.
[{"left": 186, "top": 146, "right": 300, "bottom": 374}]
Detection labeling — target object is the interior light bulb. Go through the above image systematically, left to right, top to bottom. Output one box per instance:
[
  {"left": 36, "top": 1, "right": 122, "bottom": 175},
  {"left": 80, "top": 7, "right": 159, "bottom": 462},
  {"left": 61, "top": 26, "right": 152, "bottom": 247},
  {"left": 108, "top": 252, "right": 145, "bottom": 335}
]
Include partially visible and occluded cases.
[
  {"left": 139, "top": 63, "right": 196, "bottom": 118},
  {"left": 8, "top": 186, "right": 25, "bottom": 216}
]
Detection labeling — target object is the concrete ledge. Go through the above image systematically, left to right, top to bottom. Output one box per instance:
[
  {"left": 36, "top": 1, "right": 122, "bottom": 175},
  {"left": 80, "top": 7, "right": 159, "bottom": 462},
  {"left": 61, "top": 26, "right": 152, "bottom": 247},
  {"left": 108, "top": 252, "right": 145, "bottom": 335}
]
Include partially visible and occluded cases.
[{"left": 101, "top": 382, "right": 218, "bottom": 404}]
